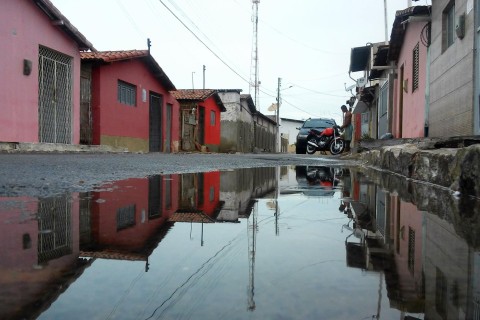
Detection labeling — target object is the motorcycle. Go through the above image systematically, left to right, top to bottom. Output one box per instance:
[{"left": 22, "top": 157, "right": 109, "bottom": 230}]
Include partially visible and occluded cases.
[{"left": 306, "top": 125, "right": 345, "bottom": 155}]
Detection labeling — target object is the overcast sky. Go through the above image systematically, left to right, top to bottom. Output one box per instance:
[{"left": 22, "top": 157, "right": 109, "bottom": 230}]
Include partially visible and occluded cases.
[{"left": 51, "top": 0, "right": 430, "bottom": 124}]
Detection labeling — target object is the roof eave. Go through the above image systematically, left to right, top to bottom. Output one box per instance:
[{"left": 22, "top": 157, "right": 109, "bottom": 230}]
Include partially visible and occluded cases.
[{"left": 33, "top": 0, "right": 96, "bottom": 51}]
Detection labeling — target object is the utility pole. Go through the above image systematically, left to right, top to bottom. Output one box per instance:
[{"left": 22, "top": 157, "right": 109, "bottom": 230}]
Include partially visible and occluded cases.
[
  {"left": 250, "top": 0, "right": 260, "bottom": 109},
  {"left": 384, "top": 0, "right": 388, "bottom": 43},
  {"left": 203, "top": 65, "right": 206, "bottom": 89},
  {"left": 191, "top": 72, "right": 195, "bottom": 90},
  {"left": 276, "top": 77, "right": 281, "bottom": 153}
]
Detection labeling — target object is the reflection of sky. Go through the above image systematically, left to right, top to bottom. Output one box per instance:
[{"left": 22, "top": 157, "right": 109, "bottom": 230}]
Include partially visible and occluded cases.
[{"left": 39, "top": 187, "right": 405, "bottom": 319}]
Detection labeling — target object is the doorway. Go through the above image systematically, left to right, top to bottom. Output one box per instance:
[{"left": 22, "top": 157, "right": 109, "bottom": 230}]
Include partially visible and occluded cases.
[{"left": 149, "top": 93, "right": 163, "bottom": 152}]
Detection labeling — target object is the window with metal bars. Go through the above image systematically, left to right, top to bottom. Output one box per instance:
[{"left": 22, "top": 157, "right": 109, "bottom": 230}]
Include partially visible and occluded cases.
[
  {"left": 412, "top": 43, "right": 420, "bottom": 92},
  {"left": 118, "top": 80, "right": 136, "bottom": 106},
  {"left": 117, "top": 204, "right": 136, "bottom": 230}
]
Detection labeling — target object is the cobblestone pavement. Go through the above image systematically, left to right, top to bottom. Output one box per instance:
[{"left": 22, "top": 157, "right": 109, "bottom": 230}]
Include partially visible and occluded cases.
[{"left": 0, "top": 152, "right": 359, "bottom": 197}]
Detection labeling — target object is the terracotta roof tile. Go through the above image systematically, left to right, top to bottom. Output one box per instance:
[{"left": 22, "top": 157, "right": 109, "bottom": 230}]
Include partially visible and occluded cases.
[
  {"left": 80, "top": 50, "right": 149, "bottom": 62},
  {"left": 81, "top": 50, "right": 176, "bottom": 90},
  {"left": 171, "top": 89, "right": 217, "bottom": 101},
  {"left": 169, "top": 211, "right": 216, "bottom": 223}
]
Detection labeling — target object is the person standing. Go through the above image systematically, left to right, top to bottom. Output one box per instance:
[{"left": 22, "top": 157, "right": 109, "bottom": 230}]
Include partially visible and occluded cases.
[{"left": 340, "top": 105, "right": 353, "bottom": 152}]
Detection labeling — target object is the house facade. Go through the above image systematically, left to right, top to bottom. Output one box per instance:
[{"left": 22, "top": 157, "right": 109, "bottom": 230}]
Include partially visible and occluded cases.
[
  {"left": 0, "top": 0, "right": 95, "bottom": 145},
  {"left": 429, "top": 0, "right": 478, "bottom": 136},
  {"left": 389, "top": 6, "right": 431, "bottom": 138},
  {"left": 81, "top": 50, "right": 180, "bottom": 153},
  {"left": 171, "top": 89, "right": 226, "bottom": 153},
  {"left": 217, "top": 90, "right": 255, "bottom": 153},
  {"left": 280, "top": 117, "right": 304, "bottom": 153}
]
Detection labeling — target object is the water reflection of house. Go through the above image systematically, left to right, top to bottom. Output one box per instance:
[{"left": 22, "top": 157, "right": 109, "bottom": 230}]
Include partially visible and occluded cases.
[
  {"left": 217, "top": 168, "right": 277, "bottom": 222},
  {"left": 346, "top": 171, "right": 424, "bottom": 314},
  {"left": 170, "top": 172, "right": 224, "bottom": 223},
  {"left": 81, "top": 175, "right": 179, "bottom": 262},
  {"left": 0, "top": 195, "right": 90, "bottom": 320},
  {"left": 423, "top": 210, "right": 473, "bottom": 319}
]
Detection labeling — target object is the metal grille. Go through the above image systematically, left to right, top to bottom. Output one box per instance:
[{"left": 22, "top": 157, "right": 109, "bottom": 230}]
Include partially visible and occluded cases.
[
  {"left": 412, "top": 43, "right": 420, "bottom": 92},
  {"left": 38, "top": 46, "right": 73, "bottom": 143},
  {"left": 80, "top": 75, "right": 92, "bottom": 144},
  {"left": 38, "top": 196, "right": 72, "bottom": 264},
  {"left": 117, "top": 204, "right": 136, "bottom": 230},
  {"left": 408, "top": 227, "right": 415, "bottom": 273}
]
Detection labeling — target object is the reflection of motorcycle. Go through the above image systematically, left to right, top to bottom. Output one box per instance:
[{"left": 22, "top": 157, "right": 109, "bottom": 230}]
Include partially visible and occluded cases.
[
  {"left": 306, "top": 125, "right": 345, "bottom": 155},
  {"left": 305, "top": 166, "right": 340, "bottom": 188}
]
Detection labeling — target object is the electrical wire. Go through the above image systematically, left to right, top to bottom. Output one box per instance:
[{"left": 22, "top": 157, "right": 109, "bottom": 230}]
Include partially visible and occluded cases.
[{"left": 157, "top": 0, "right": 251, "bottom": 86}]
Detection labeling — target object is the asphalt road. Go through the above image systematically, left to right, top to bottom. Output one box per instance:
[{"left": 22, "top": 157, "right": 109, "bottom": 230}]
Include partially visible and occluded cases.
[{"left": 0, "top": 152, "right": 358, "bottom": 197}]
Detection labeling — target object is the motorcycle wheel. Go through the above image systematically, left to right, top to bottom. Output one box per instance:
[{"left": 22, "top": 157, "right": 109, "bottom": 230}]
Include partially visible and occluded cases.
[
  {"left": 306, "top": 138, "right": 317, "bottom": 154},
  {"left": 329, "top": 139, "right": 345, "bottom": 155}
]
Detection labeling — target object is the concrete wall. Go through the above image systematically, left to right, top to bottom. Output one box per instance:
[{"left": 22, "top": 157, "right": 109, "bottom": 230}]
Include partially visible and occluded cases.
[
  {"left": 0, "top": 0, "right": 83, "bottom": 143},
  {"left": 429, "top": 0, "right": 474, "bottom": 137},
  {"left": 218, "top": 91, "right": 255, "bottom": 153},
  {"left": 280, "top": 118, "right": 303, "bottom": 153}
]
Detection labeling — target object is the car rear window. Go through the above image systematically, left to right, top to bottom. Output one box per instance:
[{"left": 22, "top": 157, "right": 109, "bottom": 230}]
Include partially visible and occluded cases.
[{"left": 303, "top": 119, "right": 335, "bottom": 128}]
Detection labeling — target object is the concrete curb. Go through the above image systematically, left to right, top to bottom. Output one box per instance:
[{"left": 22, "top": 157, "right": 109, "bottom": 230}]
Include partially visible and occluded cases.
[
  {"left": 0, "top": 142, "right": 128, "bottom": 153},
  {"left": 355, "top": 143, "right": 480, "bottom": 197}
]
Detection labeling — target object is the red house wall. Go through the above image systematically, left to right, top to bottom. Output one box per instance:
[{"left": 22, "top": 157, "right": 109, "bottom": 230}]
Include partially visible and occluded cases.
[
  {"left": 0, "top": 0, "right": 82, "bottom": 143},
  {"left": 91, "top": 59, "right": 180, "bottom": 152},
  {"left": 200, "top": 96, "right": 222, "bottom": 148},
  {"left": 197, "top": 171, "right": 221, "bottom": 217},
  {"left": 91, "top": 176, "right": 179, "bottom": 249}
]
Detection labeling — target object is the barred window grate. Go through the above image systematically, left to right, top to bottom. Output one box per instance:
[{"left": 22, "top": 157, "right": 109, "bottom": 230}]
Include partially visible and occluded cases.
[
  {"left": 412, "top": 43, "right": 420, "bottom": 92},
  {"left": 38, "top": 46, "right": 73, "bottom": 143},
  {"left": 118, "top": 80, "right": 136, "bottom": 106},
  {"left": 38, "top": 196, "right": 72, "bottom": 264},
  {"left": 117, "top": 204, "right": 136, "bottom": 230}
]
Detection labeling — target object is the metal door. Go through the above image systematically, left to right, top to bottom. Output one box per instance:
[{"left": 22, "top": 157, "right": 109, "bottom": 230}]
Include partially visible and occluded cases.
[
  {"left": 38, "top": 46, "right": 73, "bottom": 143},
  {"left": 80, "top": 73, "right": 92, "bottom": 144},
  {"left": 378, "top": 82, "right": 389, "bottom": 137},
  {"left": 149, "top": 93, "right": 163, "bottom": 152},
  {"left": 165, "top": 104, "right": 172, "bottom": 153},
  {"left": 198, "top": 107, "right": 205, "bottom": 145}
]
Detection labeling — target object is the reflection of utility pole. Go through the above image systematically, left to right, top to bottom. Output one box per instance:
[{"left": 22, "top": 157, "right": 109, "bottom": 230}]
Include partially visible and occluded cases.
[
  {"left": 276, "top": 77, "right": 281, "bottom": 152},
  {"left": 247, "top": 201, "right": 258, "bottom": 310}
]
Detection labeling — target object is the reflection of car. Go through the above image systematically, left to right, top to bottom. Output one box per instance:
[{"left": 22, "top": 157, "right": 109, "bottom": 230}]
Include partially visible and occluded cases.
[
  {"left": 295, "top": 118, "right": 337, "bottom": 154},
  {"left": 280, "top": 166, "right": 339, "bottom": 197}
]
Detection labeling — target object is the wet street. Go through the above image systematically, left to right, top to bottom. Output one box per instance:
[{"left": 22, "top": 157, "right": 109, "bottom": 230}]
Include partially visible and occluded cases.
[{"left": 1, "top": 160, "right": 477, "bottom": 320}]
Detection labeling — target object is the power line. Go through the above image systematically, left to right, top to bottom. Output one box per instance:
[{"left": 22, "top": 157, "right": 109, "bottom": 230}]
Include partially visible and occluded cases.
[{"left": 157, "top": 0, "right": 251, "bottom": 86}]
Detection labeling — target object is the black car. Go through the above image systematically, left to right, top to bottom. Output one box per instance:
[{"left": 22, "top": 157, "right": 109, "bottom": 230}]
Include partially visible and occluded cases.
[{"left": 295, "top": 118, "right": 337, "bottom": 154}]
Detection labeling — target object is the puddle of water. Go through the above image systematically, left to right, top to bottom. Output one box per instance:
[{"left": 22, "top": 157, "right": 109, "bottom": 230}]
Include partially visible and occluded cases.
[{"left": 1, "top": 165, "right": 477, "bottom": 319}]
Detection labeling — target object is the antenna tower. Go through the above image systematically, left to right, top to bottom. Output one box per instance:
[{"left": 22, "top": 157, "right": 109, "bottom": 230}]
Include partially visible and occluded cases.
[{"left": 249, "top": 0, "right": 260, "bottom": 109}]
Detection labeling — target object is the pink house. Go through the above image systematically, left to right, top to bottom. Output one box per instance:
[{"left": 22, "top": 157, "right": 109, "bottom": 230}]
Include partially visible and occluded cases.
[
  {"left": 0, "top": 0, "right": 95, "bottom": 144},
  {"left": 389, "top": 6, "right": 431, "bottom": 138},
  {"left": 80, "top": 50, "right": 180, "bottom": 153}
]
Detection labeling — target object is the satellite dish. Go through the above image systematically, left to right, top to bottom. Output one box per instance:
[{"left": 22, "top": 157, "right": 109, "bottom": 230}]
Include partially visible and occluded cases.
[
  {"left": 356, "top": 77, "right": 366, "bottom": 88},
  {"left": 345, "top": 84, "right": 356, "bottom": 91},
  {"left": 268, "top": 103, "right": 278, "bottom": 111}
]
